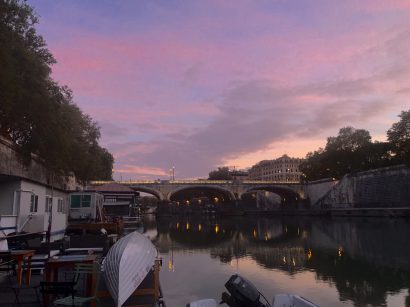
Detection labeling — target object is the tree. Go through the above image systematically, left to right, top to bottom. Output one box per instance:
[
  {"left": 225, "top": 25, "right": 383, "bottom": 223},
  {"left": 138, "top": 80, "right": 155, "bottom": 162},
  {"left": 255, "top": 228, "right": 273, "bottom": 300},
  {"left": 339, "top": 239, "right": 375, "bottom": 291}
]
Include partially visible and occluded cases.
[
  {"left": 0, "top": 0, "right": 114, "bottom": 182},
  {"left": 387, "top": 109, "right": 410, "bottom": 165},
  {"left": 300, "top": 127, "right": 394, "bottom": 181},
  {"left": 325, "top": 127, "right": 371, "bottom": 152},
  {"left": 208, "top": 167, "right": 232, "bottom": 180}
]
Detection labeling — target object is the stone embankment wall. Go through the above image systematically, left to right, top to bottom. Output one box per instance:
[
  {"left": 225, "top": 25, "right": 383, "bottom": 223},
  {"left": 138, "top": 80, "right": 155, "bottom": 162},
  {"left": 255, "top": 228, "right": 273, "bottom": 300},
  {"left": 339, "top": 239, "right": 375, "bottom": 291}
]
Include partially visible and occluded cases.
[
  {"left": 0, "top": 137, "right": 75, "bottom": 190},
  {"left": 314, "top": 165, "right": 410, "bottom": 208},
  {"left": 304, "top": 179, "right": 339, "bottom": 205}
]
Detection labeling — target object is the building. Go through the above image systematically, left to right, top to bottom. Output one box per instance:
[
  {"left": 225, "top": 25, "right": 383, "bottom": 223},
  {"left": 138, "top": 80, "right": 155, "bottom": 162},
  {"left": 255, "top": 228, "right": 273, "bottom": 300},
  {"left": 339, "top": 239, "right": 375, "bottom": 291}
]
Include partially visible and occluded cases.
[{"left": 248, "top": 154, "right": 303, "bottom": 182}]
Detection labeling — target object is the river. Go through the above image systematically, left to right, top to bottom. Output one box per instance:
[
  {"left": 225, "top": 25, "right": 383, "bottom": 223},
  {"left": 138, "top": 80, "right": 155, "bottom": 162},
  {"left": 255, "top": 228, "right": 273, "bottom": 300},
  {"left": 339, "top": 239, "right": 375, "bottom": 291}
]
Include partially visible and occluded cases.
[{"left": 143, "top": 215, "right": 410, "bottom": 307}]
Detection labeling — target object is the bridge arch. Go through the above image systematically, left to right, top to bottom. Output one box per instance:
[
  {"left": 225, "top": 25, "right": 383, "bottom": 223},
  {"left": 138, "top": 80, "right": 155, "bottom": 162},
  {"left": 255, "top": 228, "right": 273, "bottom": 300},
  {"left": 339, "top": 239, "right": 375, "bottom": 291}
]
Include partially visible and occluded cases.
[
  {"left": 167, "top": 185, "right": 236, "bottom": 202},
  {"left": 243, "top": 185, "right": 300, "bottom": 203},
  {"left": 129, "top": 186, "right": 164, "bottom": 200}
]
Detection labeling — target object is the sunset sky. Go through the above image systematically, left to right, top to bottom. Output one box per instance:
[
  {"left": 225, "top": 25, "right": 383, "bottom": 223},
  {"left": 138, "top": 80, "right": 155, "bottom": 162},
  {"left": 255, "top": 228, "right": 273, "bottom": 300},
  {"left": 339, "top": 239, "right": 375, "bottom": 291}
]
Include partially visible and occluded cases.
[{"left": 29, "top": 0, "right": 410, "bottom": 180}]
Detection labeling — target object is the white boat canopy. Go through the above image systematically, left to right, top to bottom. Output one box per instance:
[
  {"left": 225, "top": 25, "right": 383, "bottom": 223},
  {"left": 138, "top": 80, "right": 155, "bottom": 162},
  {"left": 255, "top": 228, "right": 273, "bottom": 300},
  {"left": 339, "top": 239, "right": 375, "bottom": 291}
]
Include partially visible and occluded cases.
[{"left": 103, "top": 231, "right": 157, "bottom": 307}]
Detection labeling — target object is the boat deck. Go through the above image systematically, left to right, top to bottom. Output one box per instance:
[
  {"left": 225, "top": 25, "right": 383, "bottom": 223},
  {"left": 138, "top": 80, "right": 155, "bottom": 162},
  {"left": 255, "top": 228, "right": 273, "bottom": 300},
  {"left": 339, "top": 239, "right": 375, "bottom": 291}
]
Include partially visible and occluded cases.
[{"left": 0, "top": 261, "right": 164, "bottom": 307}]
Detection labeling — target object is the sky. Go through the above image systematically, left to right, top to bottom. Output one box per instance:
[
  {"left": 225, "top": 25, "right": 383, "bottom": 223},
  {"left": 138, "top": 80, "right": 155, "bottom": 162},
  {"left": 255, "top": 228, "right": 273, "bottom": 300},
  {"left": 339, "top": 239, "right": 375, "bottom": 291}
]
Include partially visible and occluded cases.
[{"left": 29, "top": 0, "right": 410, "bottom": 180}]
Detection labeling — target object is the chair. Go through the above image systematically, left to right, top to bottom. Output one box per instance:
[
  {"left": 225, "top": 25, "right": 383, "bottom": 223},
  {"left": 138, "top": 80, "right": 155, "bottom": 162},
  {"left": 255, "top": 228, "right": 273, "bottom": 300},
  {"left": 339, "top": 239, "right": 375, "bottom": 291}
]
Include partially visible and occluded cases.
[
  {"left": 0, "top": 251, "right": 15, "bottom": 277},
  {"left": 10, "top": 255, "right": 41, "bottom": 306},
  {"left": 52, "top": 262, "right": 101, "bottom": 306}
]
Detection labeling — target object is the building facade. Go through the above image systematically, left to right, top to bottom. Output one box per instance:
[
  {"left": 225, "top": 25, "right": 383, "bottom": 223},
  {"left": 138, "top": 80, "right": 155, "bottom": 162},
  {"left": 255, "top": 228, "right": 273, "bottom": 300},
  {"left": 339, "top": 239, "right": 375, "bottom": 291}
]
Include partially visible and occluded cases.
[{"left": 249, "top": 154, "right": 303, "bottom": 182}]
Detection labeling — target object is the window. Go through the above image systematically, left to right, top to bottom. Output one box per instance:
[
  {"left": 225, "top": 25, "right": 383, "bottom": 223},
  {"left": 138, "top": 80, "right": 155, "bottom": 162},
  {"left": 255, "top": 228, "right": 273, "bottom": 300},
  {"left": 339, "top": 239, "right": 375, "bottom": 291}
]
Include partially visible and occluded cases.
[
  {"left": 30, "top": 194, "right": 38, "bottom": 212},
  {"left": 70, "top": 194, "right": 92, "bottom": 208},
  {"left": 70, "top": 195, "right": 81, "bottom": 208},
  {"left": 81, "top": 195, "right": 91, "bottom": 207},
  {"left": 45, "top": 196, "right": 52, "bottom": 212},
  {"left": 57, "top": 198, "right": 64, "bottom": 213}
]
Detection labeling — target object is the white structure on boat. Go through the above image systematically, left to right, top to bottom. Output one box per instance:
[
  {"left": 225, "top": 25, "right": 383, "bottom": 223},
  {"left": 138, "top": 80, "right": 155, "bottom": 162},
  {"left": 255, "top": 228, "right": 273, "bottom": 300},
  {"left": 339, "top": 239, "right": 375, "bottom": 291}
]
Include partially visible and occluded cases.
[
  {"left": 0, "top": 137, "right": 75, "bottom": 242},
  {"left": 0, "top": 177, "right": 68, "bottom": 241},
  {"left": 68, "top": 191, "right": 103, "bottom": 221}
]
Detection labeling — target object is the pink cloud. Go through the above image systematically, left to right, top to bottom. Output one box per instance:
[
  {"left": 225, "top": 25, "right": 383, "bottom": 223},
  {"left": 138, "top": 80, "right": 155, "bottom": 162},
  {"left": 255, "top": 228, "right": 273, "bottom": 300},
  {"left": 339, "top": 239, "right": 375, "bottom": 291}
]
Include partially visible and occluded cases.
[{"left": 114, "top": 164, "right": 167, "bottom": 177}]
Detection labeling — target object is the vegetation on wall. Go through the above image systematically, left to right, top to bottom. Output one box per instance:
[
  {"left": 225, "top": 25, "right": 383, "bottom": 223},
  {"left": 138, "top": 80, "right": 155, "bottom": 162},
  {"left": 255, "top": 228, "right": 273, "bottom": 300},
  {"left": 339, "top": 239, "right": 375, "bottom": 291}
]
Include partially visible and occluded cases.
[{"left": 0, "top": 0, "right": 113, "bottom": 183}]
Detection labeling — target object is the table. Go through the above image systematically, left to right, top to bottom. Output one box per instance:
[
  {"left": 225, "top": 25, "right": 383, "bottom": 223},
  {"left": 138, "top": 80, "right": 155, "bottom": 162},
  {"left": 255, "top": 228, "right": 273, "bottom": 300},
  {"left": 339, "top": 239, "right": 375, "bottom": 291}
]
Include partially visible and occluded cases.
[
  {"left": 10, "top": 249, "right": 35, "bottom": 286},
  {"left": 44, "top": 254, "right": 98, "bottom": 306},
  {"left": 45, "top": 254, "right": 98, "bottom": 282}
]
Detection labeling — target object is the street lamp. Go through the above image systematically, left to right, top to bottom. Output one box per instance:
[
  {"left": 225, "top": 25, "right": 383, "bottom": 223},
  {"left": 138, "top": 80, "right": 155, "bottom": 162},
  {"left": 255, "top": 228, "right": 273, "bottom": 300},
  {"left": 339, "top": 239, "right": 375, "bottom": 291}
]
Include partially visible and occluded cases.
[{"left": 169, "top": 166, "right": 175, "bottom": 181}]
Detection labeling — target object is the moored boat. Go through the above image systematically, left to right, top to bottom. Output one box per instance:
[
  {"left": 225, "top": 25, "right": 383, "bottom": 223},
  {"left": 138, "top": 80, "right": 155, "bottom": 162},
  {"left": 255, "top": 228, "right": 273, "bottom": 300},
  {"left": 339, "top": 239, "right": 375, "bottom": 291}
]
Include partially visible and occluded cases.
[
  {"left": 103, "top": 231, "right": 157, "bottom": 307},
  {"left": 188, "top": 274, "right": 318, "bottom": 307}
]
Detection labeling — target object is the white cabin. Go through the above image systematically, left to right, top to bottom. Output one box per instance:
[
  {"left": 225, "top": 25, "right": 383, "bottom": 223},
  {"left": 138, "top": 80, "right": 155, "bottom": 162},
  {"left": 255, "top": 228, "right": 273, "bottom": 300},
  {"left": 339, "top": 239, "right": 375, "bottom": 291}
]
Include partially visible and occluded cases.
[
  {"left": 0, "top": 178, "right": 68, "bottom": 242},
  {"left": 68, "top": 191, "right": 103, "bottom": 221}
]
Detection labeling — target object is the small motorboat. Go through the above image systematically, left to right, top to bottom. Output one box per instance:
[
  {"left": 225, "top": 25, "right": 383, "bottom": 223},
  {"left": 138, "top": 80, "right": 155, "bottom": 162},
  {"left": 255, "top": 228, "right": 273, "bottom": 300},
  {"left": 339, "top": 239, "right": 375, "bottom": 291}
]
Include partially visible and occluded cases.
[
  {"left": 103, "top": 231, "right": 157, "bottom": 307},
  {"left": 187, "top": 274, "right": 318, "bottom": 307}
]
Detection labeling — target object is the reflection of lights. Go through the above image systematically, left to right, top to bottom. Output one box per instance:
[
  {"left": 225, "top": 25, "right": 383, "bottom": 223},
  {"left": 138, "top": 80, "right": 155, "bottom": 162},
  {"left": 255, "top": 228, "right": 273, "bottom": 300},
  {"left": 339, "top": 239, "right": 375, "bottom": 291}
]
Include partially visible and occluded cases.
[
  {"left": 198, "top": 199, "right": 202, "bottom": 204},
  {"left": 186, "top": 200, "right": 190, "bottom": 205},
  {"left": 176, "top": 222, "right": 179, "bottom": 230},
  {"left": 186, "top": 222, "right": 190, "bottom": 230},
  {"left": 198, "top": 224, "right": 202, "bottom": 232},
  {"left": 215, "top": 224, "right": 219, "bottom": 234},
  {"left": 285, "top": 226, "right": 288, "bottom": 233},
  {"left": 297, "top": 228, "right": 300, "bottom": 235},
  {"left": 253, "top": 229, "right": 257, "bottom": 238},
  {"left": 264, "top": 233, "right": 268, "bottom": 241},
  {"left": 338, "top": 247, "right": 343, "bottom": 257},
  {"left": 307, "top": 249, "right": 312, "bottom": 261},
  {"left": 283, "top": 256, "right": 286, "bottom": 264},
  {"left": 292, "top": 258, "right": 296, "bottom": 266},
  {"left": 168, "top": 259, "right": 174, "bottom": 272}
]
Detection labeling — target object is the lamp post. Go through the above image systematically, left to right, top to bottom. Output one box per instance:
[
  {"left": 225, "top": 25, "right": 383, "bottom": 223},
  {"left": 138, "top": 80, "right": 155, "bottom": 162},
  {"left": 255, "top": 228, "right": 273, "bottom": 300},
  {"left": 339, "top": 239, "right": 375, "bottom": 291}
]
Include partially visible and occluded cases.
[{"left": 169, "top": 166, "right": 175, "bottom": 181}]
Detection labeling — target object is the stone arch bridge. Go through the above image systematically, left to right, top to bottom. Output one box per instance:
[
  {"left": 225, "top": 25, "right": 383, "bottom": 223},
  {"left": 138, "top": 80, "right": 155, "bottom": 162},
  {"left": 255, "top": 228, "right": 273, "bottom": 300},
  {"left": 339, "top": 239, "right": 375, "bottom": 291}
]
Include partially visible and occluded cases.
[{"left": 90, "top": 180, "right": 306, "bottom": 203}]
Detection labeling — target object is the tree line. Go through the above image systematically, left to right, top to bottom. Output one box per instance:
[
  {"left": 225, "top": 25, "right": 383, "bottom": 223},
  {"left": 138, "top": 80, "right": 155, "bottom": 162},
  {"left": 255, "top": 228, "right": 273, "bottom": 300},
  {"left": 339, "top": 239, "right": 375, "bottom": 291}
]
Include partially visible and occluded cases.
[
  {"left": 0, "top": 0, "right": 113, "bottom": 183},
  {"left": 300, "top": 110, "right": 410, "bottom": 181}
]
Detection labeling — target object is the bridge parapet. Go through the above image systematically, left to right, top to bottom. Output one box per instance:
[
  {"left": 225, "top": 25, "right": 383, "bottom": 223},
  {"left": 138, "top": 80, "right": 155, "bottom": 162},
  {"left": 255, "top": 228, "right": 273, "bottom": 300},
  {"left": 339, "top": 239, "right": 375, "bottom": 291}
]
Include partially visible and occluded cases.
[{"left": 90, "top": 179, "right": 301, "bottom": 186}]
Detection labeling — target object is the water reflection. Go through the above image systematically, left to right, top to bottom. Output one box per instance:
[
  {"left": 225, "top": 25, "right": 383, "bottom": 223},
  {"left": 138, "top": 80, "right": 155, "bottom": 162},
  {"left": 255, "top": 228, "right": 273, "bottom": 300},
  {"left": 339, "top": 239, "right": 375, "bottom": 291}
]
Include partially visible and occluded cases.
[{"left": 148, "top": 215, "right": 410, "bottom": 306}]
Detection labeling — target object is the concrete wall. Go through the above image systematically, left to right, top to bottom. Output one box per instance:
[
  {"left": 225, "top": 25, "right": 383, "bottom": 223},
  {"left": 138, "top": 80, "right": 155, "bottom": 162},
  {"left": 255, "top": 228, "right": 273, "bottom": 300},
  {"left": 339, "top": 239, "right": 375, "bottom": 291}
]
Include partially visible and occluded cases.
[
  {"left": 0, "top": 137, "right": 78, "bottom": 190},
  {"left": 316, "top": 165, "right": 410, "bottom": 208},
  {"left": 304, "top": 179, "right": 338, "bottom": 206}
]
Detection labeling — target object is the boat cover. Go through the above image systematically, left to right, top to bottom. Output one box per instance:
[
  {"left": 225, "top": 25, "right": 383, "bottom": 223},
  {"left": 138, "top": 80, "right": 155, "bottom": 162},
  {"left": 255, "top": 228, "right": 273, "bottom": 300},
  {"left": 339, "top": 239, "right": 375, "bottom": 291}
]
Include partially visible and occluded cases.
[{"left": 103, "top": 231, "right": 157, "bottom": 306}]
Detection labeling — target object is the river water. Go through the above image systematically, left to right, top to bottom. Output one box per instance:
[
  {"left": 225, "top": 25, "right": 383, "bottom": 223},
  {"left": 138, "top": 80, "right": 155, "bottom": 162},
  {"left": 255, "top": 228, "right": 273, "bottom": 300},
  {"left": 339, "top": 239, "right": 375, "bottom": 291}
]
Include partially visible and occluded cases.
[{"left": 143, "top": 215, "right": 410, "bottom": 307}]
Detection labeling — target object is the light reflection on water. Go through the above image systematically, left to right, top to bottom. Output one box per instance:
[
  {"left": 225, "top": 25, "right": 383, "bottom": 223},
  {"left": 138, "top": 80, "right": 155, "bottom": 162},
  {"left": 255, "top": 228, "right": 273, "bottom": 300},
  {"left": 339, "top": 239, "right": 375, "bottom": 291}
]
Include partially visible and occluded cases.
[{"left": 143, "top": 215, "right": 410, "bottom": 307}]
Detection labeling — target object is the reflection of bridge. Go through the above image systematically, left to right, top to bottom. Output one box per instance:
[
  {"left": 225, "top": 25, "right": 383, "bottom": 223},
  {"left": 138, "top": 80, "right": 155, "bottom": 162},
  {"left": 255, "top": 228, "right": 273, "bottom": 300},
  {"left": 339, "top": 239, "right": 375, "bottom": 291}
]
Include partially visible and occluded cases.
[{"left": 90, "top": 180, "right": 305, "bottom": 202}]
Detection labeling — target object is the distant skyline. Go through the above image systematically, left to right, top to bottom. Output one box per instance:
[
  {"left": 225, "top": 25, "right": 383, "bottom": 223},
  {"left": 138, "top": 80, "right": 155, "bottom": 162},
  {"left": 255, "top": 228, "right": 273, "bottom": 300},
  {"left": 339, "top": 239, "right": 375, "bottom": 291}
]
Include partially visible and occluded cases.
[{"left": 29, "top": 0, "right": 410, "bottom": 180}]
